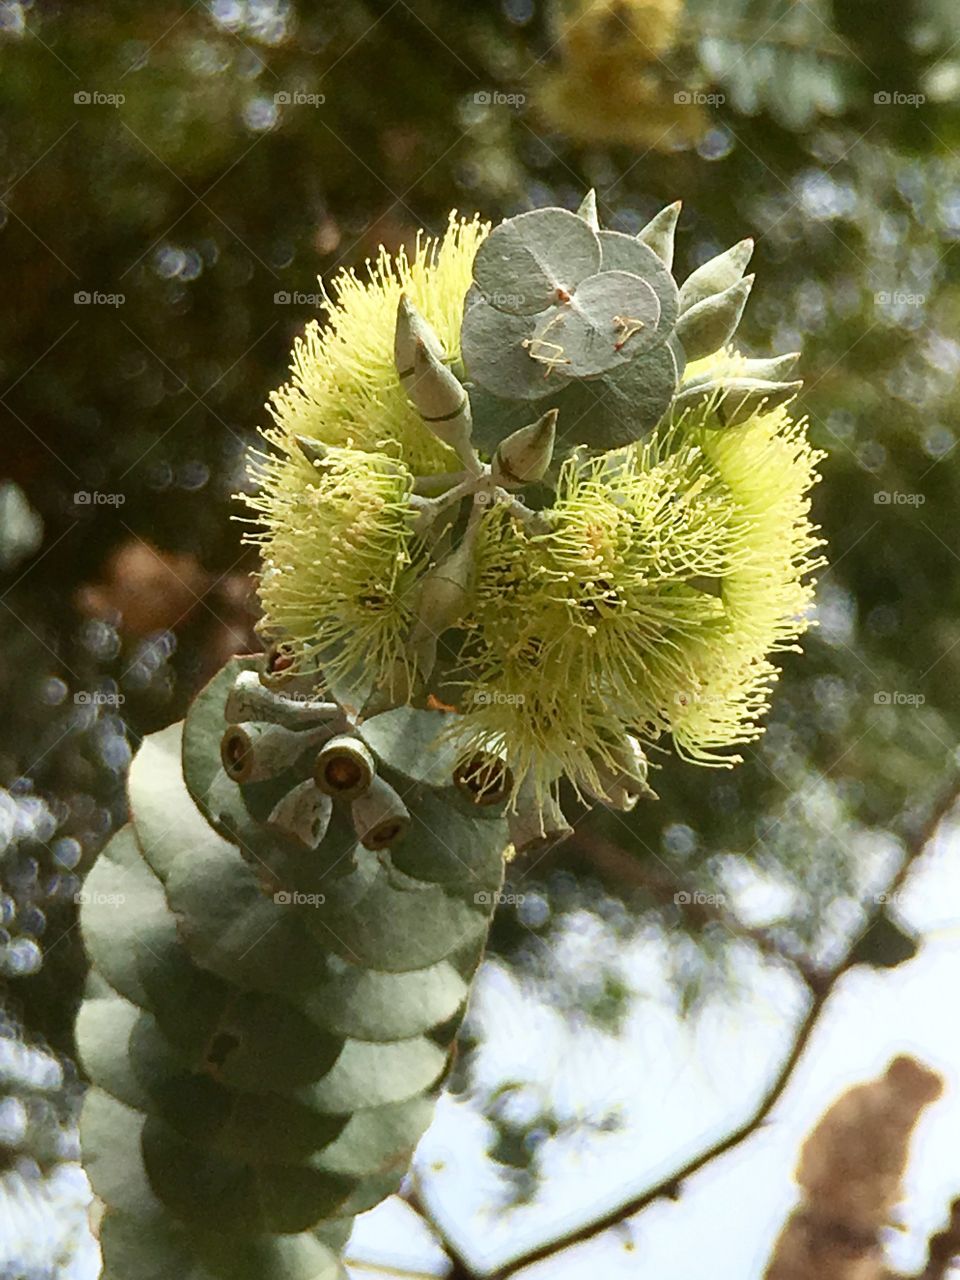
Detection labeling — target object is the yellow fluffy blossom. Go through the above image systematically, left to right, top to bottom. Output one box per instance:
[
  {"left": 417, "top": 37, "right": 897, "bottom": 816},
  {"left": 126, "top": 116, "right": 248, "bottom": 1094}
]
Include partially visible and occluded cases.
[{"left": 266, "top": 213, "right": 489, "bottom": 477}]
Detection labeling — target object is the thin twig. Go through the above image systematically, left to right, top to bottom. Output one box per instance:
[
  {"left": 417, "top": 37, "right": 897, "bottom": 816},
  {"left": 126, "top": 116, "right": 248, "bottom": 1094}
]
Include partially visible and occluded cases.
[
  {"left": 404, "top": 782, "right": 960, "bottom": 1280},
  {"left": 344, "top": 1260, "right": 445, "bottom": 1280}
]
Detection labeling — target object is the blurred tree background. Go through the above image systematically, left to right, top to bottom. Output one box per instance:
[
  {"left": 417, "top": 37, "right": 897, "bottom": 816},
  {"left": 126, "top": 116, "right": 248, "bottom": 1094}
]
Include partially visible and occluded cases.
[{"left": 1, "top": 0, "right": 960, "bottom": 1276}]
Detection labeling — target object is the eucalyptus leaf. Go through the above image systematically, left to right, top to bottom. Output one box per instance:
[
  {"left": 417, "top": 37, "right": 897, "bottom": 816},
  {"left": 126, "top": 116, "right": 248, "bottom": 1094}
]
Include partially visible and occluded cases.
[
  {"left": 473, "top": 207, "right": 601, "bottom": 315},
  {"left": 597, "top": 230, "right": 679, "bottom": 335},
  {"left": 533, "top": 270, "right": 661, "bottom": 377},
  {"left": 461, "top": 297, "right": 553, "bottom": 401},
  {"left": 551, "top": 340, "right": 679, "bottom": 451}
]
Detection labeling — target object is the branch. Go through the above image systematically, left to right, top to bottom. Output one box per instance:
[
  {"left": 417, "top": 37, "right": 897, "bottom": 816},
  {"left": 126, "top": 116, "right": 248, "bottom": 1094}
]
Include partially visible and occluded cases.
[
  {"left": 405, "top": 781, "right": 960, "bottom": 1280},
  {"left": 568, "top": 829, "right": 823, "bottom": 987},
  {"left": 916, "top": 1195, "right": 960, "bottom": 1280}
]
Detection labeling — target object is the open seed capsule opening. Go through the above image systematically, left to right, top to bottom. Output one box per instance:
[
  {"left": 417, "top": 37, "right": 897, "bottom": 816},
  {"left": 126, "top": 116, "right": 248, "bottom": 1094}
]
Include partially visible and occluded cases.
[
  {"left": 220, "top": 725, "right": 256, "bottom": 783},
  {"left": 314, "top": 735, "right": 376, "bottom": 799},
  {"left": 453, "top": 753, "right": 513, "bottom": 806},
  {"left": 351, "top": 777, "right": 411, "bottom": 850}
]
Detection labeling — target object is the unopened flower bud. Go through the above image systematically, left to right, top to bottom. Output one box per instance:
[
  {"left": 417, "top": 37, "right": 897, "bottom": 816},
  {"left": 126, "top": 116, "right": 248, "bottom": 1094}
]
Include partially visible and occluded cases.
[
  {"left": 576, "top": 188, "right": 599, "bottom": 231},
  {"left": 637, "top": 200, "right": 681, "bottom": 270},
  {"left": 679, "top": 238, "right": 754, "bottom": 313},
  {"left": 674, "top": 276, "right": 754, "bottom": 362},
  {"left": 394, "top": 292, "right": 446, "bottom": 382},
  {"left": 407, "top": 338, "right": 473, "bottom": 456},
  {"left": 492, "top": 409, "right": 558, "bottom": 489},
  {"left": 409, "top": 534, "right": 476, "bottom": 647}
]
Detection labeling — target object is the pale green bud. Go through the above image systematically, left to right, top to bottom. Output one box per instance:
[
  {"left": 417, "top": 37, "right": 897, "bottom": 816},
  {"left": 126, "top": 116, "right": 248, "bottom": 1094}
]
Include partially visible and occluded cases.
[
  {"left": 576, "top": 188, "right": 600, "bottom": 231},
  {"left": 637, "top": 200, "right": 681, "bottom": 271},
  {"left": 679, "top": 238, "right": 754, "bottom": 313},
  {"left": 674, "top": 275, "right": 754, "bottom": 361},
  {"left": 394, "top": 292, "right": 445, "bottom": 381},
  {"left": 408, "top": 338, "right": 473, "bottom": 454},
  {"left": 673, "top": 376, "right": 802, "bottom": 426},
  {"left": 492, "top": 409, "right": 558, "bottom": 489},
  {"left": 409, "top": 534, "right": 475, "bottom": 643}
]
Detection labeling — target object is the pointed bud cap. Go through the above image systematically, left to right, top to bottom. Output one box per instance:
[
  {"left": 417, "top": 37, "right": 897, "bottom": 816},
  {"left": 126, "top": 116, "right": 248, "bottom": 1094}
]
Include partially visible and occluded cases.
[
  {"left": 576, "top": 188, "right": 600, "bottom": 231},
  {"left": 637, "top": 201, "right": 681, "bottom": 271},
  {"left": 679, "top": 238, "right": 754, "bottom": 313},
  {"left": 674, "top": 275, "right": 754, "bottom": 362},
  {"left": 395, "top": 292, "right": 445, "bottom": 381},
  {"left": 408, "top": 339, "right": 473, "bottom": 453},
  {"left": 492, "top": 409, "right": 558, "bottom": 489}
]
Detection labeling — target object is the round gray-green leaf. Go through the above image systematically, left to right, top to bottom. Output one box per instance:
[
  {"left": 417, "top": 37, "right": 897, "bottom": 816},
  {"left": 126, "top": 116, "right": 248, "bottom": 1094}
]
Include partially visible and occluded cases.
[
  {"left": 472, "top": 208, "right": 601, "bottom": 315},
  {"left": 597, "top": 230, "right": 679, "bottom": 336},
  {"left": 538, "top": 270, "right": 661, "bottom": 379},
  {"left": 461, "top": 297, "right": 560, "bottom": 401}
]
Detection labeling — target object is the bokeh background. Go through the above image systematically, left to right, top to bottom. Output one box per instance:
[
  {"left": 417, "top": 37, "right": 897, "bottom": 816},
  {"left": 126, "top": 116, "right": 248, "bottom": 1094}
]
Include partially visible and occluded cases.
[{"left": 2, "top": 1, "right": 960, "bottom": 1276}]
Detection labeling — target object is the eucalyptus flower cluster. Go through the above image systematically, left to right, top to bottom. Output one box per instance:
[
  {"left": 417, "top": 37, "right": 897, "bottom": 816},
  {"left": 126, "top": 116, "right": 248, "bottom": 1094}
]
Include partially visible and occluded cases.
[{"left": 247, "top": 196, "right": 823, "bottom": 849}]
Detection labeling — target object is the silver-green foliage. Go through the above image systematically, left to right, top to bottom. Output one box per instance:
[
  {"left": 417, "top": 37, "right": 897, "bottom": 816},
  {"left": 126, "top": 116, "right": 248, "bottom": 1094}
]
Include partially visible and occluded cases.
[{"left": 76, "top": 657, "right": 507, "bottom": 1280}]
